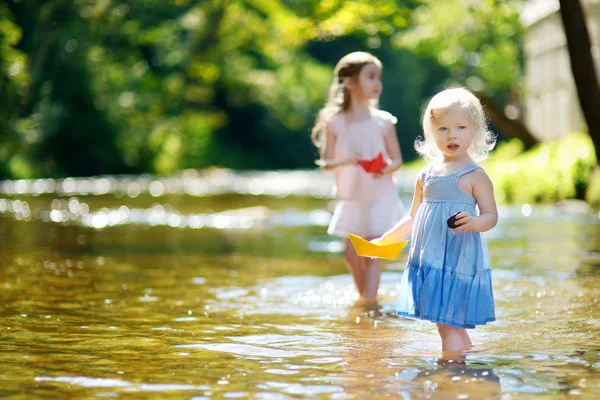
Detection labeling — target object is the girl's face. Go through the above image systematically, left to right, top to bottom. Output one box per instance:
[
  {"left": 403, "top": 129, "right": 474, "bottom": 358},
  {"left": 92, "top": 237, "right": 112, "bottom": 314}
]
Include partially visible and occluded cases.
[
  {"left": 349, "top": 63, "right": 382, "bottom": 100},
  {"left": 431, "top": 107, "right": 475, "bottom": 161}
]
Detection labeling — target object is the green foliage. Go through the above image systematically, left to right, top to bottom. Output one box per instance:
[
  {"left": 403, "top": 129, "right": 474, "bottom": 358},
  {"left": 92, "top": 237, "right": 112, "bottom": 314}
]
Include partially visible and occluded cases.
[
  {"left": 0, "top": 0, "right": 419, "bottom": 178},
  {"left": 8, "top": 0, "right": 593, "bottom": 193},
  {"left": 15, "top": 0, "right": 127, "bottom": 177},
  {"left": 396, "top": 0, "right": 524, "bottom": 92},
  {"left": 0, "top": 4, "right": 29, "bottom": 176},
  {"left": 485, "top": 133, "right": 597, "bottom": 205},
  {"left": 587, "top": 167, "right": 600, "bottom": 207}
]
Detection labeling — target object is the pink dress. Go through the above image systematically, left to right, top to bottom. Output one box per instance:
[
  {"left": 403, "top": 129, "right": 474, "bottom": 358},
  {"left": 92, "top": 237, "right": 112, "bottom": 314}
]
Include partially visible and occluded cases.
[{"left": 327, "top": 109, "right": 405, "bottom": 238}]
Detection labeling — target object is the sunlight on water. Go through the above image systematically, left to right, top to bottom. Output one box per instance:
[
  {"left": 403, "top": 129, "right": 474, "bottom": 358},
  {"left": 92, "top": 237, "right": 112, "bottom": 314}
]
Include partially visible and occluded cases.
[
  {"left": 0, "top": 169, "right": 416, "bottom": 199},
  {"left": 0, "top": 170, "right": 598, "bottom": 398},
  {"left": 0, "top": 170, "right": 334, "bottom": 199},
  {"left": 0, "top": 197, "right": 335, "bottom": 231}
]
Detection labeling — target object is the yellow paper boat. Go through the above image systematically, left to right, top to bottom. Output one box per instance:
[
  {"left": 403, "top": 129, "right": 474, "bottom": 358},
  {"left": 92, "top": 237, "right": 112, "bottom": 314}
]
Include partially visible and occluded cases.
[{"left": 348, "top": 233, "right": 408, "bottom": 260}]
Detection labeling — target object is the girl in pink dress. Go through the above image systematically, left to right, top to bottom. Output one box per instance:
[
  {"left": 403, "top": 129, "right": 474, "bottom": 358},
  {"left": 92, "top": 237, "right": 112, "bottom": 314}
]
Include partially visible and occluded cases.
[{"left": 311, "top": 51, "right": 405, "bottom": 308}]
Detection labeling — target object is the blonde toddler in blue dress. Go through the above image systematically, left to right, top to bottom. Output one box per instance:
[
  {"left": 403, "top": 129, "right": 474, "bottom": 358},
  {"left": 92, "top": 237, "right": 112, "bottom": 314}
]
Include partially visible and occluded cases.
[
  {"left": 374, "top": 87, "right": 498, "bottom": 352},
  {"left": 397, "top": 162, "right": 495, "bottom": 328}
]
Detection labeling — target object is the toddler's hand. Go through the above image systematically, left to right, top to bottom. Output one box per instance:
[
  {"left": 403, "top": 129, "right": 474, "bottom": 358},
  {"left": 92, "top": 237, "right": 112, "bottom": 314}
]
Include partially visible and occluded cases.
[
  {"left": 452, "top": 212, "right": 473, "bottom": 232},
  {"left": 368, "top": 237, "right": 383, "bottom": 259},
  {"left": 370, "top": 237, "right": 383, "bottom": 245}
]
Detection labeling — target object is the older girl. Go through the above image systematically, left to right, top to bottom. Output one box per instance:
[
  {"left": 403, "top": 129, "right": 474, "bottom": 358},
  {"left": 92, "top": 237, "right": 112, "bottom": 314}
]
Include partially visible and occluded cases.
[{"left": 312, "top": 52, "right": 405, "bottom": 307}]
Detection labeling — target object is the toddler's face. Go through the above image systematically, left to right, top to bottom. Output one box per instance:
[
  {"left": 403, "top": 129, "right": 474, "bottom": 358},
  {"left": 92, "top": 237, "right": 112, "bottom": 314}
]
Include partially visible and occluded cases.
[
  {"left": 352, "top": 63, "right": 382, "bottom": 100},
  {"left": 431, "top": 108, "right": 474, "bottom": 161}
]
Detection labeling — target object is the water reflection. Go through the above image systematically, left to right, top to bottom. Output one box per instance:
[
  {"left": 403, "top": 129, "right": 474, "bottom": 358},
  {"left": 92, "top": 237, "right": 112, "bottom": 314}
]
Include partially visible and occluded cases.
[{"left": 395, "top": 358, "right": 501, "bottom": 400}]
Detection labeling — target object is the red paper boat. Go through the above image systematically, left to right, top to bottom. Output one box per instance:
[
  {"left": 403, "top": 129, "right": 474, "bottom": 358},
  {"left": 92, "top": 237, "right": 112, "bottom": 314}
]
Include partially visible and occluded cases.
[{"left": 358, "top": 152, "right": 386, "bottom": 173}]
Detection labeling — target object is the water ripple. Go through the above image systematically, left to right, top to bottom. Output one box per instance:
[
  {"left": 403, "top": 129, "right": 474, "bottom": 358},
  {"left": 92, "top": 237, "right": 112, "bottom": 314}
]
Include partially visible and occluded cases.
[
  {"left": 175, "top": 343, "right": 330, "bottom": 358},
  {"left": 35, "top": 376, "right": 210, "bottom": 392}
]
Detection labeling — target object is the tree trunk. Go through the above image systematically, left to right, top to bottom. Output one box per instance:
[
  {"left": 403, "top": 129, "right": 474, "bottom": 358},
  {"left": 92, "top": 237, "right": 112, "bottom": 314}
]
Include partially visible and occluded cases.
[
  {"left": 558, "top": 0, "right": 600, "bottom": 163},
  {"left": 479, "top": 95, "right": 538, "bottom": 149}
]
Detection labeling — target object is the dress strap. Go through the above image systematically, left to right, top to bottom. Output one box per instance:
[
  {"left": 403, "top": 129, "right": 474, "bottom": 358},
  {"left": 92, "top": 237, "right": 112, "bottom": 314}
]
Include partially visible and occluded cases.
[
  {"left": 455, "top": 163, "right": 480, "bottom": 177},
  {"left": 419, "top": 164, "right": 435, "bottom": 182}
]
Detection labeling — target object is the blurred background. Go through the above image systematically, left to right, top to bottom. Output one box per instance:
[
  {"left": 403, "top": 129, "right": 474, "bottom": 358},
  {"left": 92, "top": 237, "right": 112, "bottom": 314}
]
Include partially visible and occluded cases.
[
  {"left": 0, "top": 0, "right": 598, "bottom": 206},
  {"left": 1, "top": 1, "right": 600, "bottom": 398}
]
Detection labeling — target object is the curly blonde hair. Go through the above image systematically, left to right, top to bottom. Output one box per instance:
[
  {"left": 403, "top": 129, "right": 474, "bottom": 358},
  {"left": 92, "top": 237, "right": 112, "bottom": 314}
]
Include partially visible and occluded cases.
[
  {"left": 311, "top": 52, "right": 382, "bottom": 151},
  {"left": 415, "top": 87, "right": 496, "bottom": 162}
]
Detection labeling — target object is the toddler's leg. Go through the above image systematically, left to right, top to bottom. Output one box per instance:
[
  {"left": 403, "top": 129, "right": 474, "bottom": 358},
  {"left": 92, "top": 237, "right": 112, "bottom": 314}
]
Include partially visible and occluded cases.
[
  {"left": 344, "top": 239, "right": 366, "bottom": 298},
  {"left": 436, "top": 324, "right": 468, "bottom": 352},
  {"left": 460, "top": 329, "right": 472, "bottom": 348}
]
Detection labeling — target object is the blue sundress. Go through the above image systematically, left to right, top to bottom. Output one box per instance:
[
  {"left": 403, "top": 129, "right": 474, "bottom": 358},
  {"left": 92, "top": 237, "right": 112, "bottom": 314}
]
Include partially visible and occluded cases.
[{"left": 397, "top": 163, "right": 496, "bottom": 329}]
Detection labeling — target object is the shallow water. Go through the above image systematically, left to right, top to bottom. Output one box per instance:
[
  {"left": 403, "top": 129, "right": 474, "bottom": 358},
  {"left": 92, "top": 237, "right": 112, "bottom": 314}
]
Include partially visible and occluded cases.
[{"left": 0, "top": 171, "right": 599, "bottom": 399}]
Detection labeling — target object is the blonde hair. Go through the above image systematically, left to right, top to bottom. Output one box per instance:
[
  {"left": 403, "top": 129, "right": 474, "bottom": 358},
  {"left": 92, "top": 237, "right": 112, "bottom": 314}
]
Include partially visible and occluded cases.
[
  {"left": 311, "top": 52, "right": 382, "bottom": 150},
  {"left": 415, "top": 87, "right": 496, "bottom": 162}
]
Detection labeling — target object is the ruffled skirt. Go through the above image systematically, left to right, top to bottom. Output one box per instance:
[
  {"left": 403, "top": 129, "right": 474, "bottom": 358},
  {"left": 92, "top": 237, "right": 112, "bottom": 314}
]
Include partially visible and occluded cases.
[
  {"left": 328, "top": 192, "right": 404, "bottom": 238},
  {"left": 396, "top": 200, "right": 496, "bottom": 329},
  {"left": 397, "top": 262, "right": 495, "bottom": 329}
]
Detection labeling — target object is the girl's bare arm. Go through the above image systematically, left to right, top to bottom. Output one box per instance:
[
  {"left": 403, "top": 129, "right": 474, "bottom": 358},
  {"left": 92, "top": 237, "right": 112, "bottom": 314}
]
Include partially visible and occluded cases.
[
  {"left": 381, "top": 124, "right": 403, "bottom": 174},
  {"left": 315, "top": 126, "right": 353, "bottom": 170},
  {"left": 453, "top": 169, "right": 498, "bottom": 233},
  {"left": 377, "top": 174, "right": 423, "bottom": 243}
]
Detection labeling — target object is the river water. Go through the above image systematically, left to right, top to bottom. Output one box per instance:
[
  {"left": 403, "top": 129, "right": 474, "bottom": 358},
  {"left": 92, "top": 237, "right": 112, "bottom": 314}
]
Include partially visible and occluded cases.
[{"left": 0, "top": 169, "right": 599, "bottom": 399}]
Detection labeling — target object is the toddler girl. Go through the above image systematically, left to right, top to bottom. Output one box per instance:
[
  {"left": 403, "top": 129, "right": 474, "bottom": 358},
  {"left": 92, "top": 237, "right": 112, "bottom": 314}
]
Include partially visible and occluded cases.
[{"left": 374, "top": 87, "right": 497, "bottom": 352}]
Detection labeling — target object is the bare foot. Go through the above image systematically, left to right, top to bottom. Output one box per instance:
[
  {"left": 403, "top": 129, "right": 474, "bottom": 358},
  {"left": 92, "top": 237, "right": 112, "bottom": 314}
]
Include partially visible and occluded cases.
[{"left": 350, "top": 297, "right": 380, "bottom": 315}]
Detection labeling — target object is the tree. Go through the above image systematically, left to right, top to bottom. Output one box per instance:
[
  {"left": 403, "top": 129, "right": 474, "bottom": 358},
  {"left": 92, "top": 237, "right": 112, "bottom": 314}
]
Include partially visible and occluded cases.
[
  {"left": 2, "top": 0, "right": 415, "bottom": 177},
  {"left": 4, "top": 0, "right": 128, "bottom": 177},
  {"left": 395, "top": 0, "right": 539, "bottom": 148},
  {"left": 558, "top": 0, "right": 600, "bottom": 163},
  {"left": 0, "top": 3, "right": 30, "bottom": 177}
]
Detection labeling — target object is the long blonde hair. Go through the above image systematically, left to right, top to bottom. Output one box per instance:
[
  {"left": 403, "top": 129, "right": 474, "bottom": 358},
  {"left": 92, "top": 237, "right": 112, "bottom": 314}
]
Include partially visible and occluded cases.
[
  {"left": 310, "top": 52, "right": 382, "bottom": 151},
  {"left": 416, "top": 87, "right": 496, "bottom": 162}
]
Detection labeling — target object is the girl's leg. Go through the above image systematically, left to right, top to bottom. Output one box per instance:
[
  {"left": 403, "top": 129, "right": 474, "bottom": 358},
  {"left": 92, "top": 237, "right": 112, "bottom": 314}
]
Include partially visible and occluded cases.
[
  {"left": 344, "top": 238, "right": 366, "bottom": 298},
  {"left": 362, "top": 247, "right": 381, "bottom": 303},
  {"left": 436, "top": 324, "right": 468, "bottom": 352},
  {"left": 460, "top": 329, "right": 473, "bottom": 348}
]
